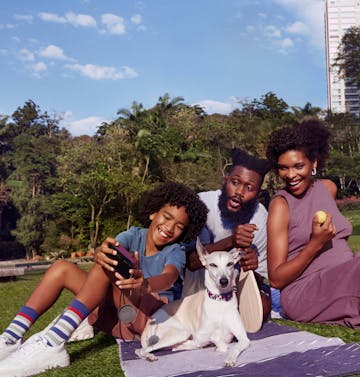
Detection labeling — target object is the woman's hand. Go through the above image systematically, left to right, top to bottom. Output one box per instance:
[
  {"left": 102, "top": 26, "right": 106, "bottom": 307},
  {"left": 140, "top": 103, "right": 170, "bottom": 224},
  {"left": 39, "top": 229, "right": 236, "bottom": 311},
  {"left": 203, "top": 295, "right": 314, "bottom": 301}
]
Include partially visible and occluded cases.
[
  {"left": 311, "top": 212, "right": 336, "bottom": 250},
  {"left": 233, "top": 224, "right": 258, "bottom": 249},
  {"left": 94, "top": 237, "right": 119, "bottom": 272},
  {"left": 239, "top": 247, "right": 259, "bottom": 272}
]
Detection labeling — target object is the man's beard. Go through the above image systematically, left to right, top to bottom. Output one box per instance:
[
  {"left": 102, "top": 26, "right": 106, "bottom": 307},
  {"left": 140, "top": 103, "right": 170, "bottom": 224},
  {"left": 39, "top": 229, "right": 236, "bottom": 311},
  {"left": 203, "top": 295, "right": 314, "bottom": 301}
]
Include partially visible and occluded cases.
[{"left": 218, "top": 187, "right": 258, "bottom": 229}]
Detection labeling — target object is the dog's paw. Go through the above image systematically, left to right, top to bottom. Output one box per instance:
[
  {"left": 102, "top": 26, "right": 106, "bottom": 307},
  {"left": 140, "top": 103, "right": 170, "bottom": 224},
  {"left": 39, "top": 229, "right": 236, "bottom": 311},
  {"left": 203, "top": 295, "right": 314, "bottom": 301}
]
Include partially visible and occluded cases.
[
  {"left": 135, "top": 348, "right": 158, "bottom": 362},
  {"left": 224, "top": 359, "right": 236, "bottom": 367}
]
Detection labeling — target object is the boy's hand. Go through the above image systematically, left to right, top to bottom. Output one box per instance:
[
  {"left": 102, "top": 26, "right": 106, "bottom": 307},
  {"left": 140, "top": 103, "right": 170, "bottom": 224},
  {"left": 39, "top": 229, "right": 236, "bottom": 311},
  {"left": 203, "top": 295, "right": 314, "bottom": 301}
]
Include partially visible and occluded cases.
[
  {"left": 233, "top": 224, "right": 258, "bottom": 249},
  {"left": 94, "top": 237, "right": 119, "bottom": 271},
  {"left": 115, "top": 252, "right": 146, "bottom": 290}
]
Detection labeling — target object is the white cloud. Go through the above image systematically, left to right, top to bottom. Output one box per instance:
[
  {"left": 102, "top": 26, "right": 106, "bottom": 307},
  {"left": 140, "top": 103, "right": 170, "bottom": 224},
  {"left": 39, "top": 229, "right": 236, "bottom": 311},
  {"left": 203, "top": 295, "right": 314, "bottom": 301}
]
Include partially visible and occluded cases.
[
  {"left": 272, "top": 0, "right": 325, "bottom": 49},
  {"left": 38, "top": 11, "right": 97, "bottom": 28},
  {"left": 38, "top": 12, "right": 67, "bottom": 23},
  {"left": 65, "top": 12, "right": 97, "bottom": 28},
  {"left": 14, "top": 14, "right": 33, "bottom": 23},
  {"left": 101, "top": 14, "right": 126, "bottom": 34},
  {"left": 131, "top": 14, "right": 142, "bottom": 25},
  {"left": 285, "top": 21, "right": 309, "bottom": 36},
  {"left": 0, "top": 23, "right": 16, "bottom": 30},
  {"left": 265, "top": 25, "right": 282, "bottom": 38},
  {"left": 280, "top": 37, "right": 294, "bottom": 48},
  {"left": 39, "top": 45, "right": 72, "bottom": 61},
  {"left": 19, "top": 48, "right": 35, "bottom": 61},
  {"left": 28, "top": 61, "right": 47, "bottom": 77},
  {"left": 32, "top": 61, "right": 47, "bottom": 72},
  {"left": 65, "top": 63, "right": 138, "bottom": 80},
  {"left": 193, "top": 99, "right": 236, "bottom": 114},
  {"left": 62, "top": 115, "right": 106, "bottom": 136}
]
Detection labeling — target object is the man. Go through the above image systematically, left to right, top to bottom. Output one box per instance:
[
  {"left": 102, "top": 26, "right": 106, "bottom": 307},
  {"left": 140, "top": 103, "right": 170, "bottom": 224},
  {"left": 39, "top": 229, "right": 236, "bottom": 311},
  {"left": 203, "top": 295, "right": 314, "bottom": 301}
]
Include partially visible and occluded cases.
[{"left": 184, "top": 148, "right": 271, "bottom": 319}]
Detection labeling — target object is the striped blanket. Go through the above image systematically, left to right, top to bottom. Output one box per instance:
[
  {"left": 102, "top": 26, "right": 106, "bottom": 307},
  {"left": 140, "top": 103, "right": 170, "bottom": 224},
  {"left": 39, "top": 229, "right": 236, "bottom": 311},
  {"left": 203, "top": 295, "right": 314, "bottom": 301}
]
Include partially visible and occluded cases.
[{"left": 118, "top": 322, "right": 360, "bottom": 377}]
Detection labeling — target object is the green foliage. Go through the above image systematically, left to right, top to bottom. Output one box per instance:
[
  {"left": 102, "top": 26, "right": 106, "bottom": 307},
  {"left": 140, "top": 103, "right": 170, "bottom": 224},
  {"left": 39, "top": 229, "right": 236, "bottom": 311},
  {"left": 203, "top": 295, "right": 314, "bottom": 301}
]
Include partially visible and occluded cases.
[
  {"left": 334, "top": 26, "right": 360, "bottom": 86},
  {"left": 1, "top": 95, "right": 359, "bottom": 258}
]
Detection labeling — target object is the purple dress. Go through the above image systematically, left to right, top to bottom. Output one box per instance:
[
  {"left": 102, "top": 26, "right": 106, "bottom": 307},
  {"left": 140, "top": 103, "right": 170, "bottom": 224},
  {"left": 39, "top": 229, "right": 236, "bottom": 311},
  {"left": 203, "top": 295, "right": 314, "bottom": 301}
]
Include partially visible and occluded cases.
[{"left": 274, "top": 180, "right": 360, "bottom": 328}]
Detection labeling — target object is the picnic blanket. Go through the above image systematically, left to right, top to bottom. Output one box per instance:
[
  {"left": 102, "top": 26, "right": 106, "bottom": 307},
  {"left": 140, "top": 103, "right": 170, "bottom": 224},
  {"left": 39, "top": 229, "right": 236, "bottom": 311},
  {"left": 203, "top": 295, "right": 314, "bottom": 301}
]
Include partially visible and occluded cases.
[{"left": 118, "top": 321, "right": 360, "bottom": 377}]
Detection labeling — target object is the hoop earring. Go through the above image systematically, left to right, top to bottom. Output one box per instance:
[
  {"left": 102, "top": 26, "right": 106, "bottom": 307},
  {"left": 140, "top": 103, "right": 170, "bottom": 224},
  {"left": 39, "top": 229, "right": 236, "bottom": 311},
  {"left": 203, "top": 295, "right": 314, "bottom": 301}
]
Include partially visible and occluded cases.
[{"left": 311, "top": 167, "right": 317, "bottom": 176}]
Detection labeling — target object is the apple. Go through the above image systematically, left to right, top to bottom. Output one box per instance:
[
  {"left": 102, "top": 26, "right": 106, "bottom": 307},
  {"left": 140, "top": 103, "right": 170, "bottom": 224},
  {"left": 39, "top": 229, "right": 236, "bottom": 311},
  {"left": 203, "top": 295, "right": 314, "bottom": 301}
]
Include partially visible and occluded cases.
[{"left": 315, "top": 210, "right": 327, "bottom": 225}]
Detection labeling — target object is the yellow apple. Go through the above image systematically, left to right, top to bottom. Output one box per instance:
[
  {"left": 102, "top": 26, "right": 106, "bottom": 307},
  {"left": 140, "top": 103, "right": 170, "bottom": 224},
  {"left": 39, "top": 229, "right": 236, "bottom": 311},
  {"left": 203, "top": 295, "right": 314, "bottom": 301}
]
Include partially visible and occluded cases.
[{"left": 315, "top": 210, "right": 327, "bottom": 225}]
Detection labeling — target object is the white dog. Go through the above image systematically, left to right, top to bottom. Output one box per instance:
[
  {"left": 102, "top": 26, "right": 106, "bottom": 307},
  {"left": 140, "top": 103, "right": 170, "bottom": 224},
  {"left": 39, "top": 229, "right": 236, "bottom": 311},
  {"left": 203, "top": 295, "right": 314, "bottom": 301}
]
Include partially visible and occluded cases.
[{"left": 136, "top": 239, "right": 250, "bottom": 367}]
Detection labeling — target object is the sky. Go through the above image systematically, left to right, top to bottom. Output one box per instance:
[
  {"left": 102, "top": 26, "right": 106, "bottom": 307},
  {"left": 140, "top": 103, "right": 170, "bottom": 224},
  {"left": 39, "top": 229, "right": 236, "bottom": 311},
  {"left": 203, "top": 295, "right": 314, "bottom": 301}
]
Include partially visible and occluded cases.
[{"left": 0, "top": 0, "right": 327, "bottom": 136}]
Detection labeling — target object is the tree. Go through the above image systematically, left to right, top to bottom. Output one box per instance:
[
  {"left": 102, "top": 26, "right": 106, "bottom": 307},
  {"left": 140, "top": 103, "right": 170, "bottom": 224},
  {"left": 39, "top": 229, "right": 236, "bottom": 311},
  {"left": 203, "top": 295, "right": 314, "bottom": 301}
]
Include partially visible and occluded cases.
[
  {"left": 334, "top": 26, "right": 360, "bottom": 86},
  {"left": 56, "top": 136, "right": 146, "bottom": 249}
]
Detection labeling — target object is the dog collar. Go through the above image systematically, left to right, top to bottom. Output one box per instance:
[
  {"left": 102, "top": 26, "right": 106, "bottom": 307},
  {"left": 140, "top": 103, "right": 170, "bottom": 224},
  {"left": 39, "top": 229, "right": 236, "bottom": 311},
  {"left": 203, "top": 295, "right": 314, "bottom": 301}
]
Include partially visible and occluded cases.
[{"left": 206, "top": 288, "right": 234, "bottom": 301}]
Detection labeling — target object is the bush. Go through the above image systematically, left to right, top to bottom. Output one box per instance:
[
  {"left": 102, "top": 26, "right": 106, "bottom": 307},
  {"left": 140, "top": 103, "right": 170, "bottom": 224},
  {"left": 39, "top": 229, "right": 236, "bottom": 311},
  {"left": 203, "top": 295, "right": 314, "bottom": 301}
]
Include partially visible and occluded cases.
[{"left": 0, "top": 241, "right": 26, "bottom": 260}]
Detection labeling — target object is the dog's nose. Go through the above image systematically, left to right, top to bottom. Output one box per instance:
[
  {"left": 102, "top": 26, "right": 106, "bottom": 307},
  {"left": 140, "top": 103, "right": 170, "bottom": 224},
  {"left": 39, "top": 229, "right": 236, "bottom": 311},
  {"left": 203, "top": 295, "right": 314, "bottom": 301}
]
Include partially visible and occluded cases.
[{"left": 220, "top": 277, "right": 229, "bottom": 287}]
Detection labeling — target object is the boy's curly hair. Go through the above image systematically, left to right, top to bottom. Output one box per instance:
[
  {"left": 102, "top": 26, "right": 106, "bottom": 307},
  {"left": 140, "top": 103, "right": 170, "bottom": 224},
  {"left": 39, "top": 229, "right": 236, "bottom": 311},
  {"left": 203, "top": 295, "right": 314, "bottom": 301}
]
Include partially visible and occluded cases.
[
  {"left": 266, "top": 119, "right": 331, "bottom": 173},
  {"left": 138, "top": 181, "right": 208, "bottom": 243}
]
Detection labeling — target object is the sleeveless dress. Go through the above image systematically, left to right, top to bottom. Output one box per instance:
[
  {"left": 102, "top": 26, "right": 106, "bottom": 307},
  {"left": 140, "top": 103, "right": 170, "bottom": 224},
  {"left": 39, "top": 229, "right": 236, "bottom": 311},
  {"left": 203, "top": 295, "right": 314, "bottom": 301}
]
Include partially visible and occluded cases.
[{"left": 274, "top": 180, "right": 360, "bottom": 328}]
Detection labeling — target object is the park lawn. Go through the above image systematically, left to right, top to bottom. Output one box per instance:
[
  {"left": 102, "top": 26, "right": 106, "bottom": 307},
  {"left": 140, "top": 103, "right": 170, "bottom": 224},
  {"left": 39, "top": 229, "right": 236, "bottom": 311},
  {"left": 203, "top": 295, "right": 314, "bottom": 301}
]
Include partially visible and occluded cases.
[
  {"left": 1, "top": 203, "right": 360, "bottom": 376},
  {"left": 343, "top": 208, "right": 360, "bottom": 252},
  {"left": 1, "top": 266, "right": 360, "bottom": 377},
  {"left": 0, "top": 267, "right": 124, "bottom": 377}
]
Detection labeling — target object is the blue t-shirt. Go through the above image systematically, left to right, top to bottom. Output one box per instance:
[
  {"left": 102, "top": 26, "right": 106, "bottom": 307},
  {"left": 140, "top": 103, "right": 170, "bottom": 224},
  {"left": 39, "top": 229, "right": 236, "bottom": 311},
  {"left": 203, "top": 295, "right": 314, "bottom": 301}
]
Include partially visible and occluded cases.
[{"left": 115, "top": 226, "right": 185, "bottom": 301}]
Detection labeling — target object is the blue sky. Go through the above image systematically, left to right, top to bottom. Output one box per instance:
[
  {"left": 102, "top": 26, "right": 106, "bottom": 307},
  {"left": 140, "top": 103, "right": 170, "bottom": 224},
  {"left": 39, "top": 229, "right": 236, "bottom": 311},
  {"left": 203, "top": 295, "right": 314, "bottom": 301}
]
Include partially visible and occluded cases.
[{"left": 0, "top": 0, "right": 326, "bottom": 136}]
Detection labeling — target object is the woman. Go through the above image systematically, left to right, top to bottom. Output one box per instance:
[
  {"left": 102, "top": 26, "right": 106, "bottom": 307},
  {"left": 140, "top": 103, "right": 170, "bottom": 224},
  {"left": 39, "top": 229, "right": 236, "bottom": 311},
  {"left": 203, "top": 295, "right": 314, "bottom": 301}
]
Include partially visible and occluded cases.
[{"left": 266, "top": 119, "right": 360, "bottom": 327}]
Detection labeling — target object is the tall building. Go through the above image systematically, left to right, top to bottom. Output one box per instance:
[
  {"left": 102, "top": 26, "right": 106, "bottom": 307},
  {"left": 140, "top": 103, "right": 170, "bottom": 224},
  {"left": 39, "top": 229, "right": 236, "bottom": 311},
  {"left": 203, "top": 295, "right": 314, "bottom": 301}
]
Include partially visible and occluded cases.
[{"left": 325, "top": 0, "right": 360, "bottom": 117}]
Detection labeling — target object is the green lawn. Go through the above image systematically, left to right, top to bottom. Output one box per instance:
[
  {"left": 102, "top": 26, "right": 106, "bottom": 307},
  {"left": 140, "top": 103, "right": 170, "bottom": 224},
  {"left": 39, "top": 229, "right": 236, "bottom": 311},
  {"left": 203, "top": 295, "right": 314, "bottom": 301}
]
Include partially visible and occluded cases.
[
  {"left": 2, "top": 205, "right": 360, "bottom": 376},
  {"left": 343, "top": 209, "right": 360, "bottom": 252},
  {"left": 1, "top": 267, "right": 360, "bottom": 376},
  {"left": 0, "top": 268, "right": 124, "bottom": 377}
]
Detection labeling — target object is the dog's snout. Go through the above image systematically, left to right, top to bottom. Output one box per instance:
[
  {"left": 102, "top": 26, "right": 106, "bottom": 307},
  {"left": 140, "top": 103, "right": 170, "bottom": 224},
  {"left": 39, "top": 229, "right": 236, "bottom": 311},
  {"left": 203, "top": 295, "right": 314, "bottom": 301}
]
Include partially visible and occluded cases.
[{"left": 220, "top": 277, "right": 229, "bottom": 287}]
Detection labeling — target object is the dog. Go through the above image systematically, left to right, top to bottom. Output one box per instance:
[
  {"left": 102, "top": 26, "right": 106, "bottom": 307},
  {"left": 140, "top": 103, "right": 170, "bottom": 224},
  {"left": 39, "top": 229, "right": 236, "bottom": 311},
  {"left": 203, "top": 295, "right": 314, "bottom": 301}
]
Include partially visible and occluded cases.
[{"left": 135, "top": 239, "right": 250, "bottom": 367}]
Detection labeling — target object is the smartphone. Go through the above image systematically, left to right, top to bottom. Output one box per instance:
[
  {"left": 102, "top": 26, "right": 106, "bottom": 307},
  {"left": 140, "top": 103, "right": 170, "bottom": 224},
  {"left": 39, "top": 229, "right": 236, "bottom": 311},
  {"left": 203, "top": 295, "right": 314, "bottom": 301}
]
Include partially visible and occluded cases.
[{"left": 108, "top": 244, "right": 136, "bottom": 279}]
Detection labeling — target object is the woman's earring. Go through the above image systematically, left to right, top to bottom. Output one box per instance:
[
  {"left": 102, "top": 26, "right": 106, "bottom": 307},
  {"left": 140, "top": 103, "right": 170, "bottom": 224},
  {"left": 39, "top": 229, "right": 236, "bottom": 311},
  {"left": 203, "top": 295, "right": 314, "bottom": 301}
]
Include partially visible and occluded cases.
[{"left": 311, "top": 167, "right": 317, "bottom": 176}]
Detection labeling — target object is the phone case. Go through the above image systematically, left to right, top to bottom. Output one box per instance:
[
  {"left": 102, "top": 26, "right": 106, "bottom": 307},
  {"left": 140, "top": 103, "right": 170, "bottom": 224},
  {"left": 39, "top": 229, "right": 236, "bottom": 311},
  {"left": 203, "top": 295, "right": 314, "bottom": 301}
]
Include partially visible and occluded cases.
[{"left": 108, "top": 244, "right": 136, "bottom": 279}]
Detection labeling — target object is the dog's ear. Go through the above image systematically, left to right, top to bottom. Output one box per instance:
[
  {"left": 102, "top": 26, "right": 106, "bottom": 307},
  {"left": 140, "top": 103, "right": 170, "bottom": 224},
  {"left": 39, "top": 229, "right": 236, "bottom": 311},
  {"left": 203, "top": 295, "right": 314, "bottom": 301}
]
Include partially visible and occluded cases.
[
  {"left": 196, "top": 237, "right": 208, "bottom": 266},
  {"left": 229, "top": 248, "right": 242, "bottom": 265}
]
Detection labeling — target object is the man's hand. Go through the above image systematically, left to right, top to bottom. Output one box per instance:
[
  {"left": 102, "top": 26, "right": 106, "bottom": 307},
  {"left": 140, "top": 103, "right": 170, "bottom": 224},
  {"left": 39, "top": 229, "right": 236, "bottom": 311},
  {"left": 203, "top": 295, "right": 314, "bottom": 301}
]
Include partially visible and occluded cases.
[
  {"left": 233, "top": 224, "right": 258, "bottom": 249},
  {"left": 239, "top": 247, "right": 259, "bottom": 272}
]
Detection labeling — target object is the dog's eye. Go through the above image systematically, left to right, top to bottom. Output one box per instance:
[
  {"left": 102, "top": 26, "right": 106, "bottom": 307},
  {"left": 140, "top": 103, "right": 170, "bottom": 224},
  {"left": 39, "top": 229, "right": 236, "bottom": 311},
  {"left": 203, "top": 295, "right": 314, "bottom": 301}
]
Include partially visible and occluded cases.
[
  {"left": 227, "top": 262, "right": 234, "bottom": 267},
  {"left": 209, "top": 263, "right": 217, "bottom": 268}
]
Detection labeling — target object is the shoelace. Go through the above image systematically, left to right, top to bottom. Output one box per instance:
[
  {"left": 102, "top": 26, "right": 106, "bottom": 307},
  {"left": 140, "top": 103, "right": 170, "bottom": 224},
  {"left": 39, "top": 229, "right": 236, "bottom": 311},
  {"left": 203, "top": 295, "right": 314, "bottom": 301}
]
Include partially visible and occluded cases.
[
  {"left": 0, "top": 335, "right": 15, "bottom": 345},
  {"left": 15, "top": 335, "right": 46, "bottom": 356}
]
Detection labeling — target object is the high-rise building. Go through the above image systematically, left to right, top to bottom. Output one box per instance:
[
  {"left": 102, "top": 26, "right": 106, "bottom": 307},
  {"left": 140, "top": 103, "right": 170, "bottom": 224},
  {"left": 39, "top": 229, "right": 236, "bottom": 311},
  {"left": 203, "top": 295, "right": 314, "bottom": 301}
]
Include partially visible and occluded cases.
[{"left": 325, "top": 0, "right": 360, "bottom": 117}]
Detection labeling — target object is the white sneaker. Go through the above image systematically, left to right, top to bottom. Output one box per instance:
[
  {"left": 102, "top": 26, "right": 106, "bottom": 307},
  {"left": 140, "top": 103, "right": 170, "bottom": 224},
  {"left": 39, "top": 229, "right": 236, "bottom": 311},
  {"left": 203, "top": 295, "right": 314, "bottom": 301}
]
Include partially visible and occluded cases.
[
  {"left": 40, "top": 315, "right": 94, "bottom": 342},
  {"left": 0, "top": 334, "right": 70, "bottom": 377},
  {"left": 0, "top": 335, "right": 21, "bottom": 361}
]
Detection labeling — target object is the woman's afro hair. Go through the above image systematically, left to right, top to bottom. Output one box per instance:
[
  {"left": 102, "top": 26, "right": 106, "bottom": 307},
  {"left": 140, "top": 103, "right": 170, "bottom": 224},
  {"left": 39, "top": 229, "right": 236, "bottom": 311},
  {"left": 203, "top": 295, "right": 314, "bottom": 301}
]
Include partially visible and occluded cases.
[
  {"left": 266, "top": 119, "right": 331, "bottom": 173},
  {"left": 138, "top": 181, "right": 208, "bottom": 243}
]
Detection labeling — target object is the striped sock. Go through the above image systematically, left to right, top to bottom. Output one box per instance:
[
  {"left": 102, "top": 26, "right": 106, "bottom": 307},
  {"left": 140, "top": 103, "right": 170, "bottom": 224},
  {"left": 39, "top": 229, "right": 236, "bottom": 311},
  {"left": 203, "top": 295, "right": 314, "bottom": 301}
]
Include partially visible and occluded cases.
[
  {"left": 43, "top": 299, "right": 90, "bottom": 346},
  {"left": 3, "top": 306, "right": 39, "bottom": 343}
]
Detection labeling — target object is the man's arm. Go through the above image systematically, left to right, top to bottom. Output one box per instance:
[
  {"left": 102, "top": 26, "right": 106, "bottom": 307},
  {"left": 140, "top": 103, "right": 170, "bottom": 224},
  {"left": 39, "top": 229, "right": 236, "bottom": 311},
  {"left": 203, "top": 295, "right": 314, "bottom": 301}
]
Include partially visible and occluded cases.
[{"left": 186, "top": 236, "right": 234, "bottom": 271}]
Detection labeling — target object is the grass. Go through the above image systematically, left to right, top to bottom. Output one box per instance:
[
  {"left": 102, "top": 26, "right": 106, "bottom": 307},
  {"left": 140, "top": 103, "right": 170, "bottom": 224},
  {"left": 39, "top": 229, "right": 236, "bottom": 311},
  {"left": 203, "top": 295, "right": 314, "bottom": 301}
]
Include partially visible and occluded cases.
[
  {"left": 1, "top": 206, "right": 359, "bottom": 376},
  {"left": 343, "top": 209, "right": 360, "bottom": 253},
  {"left": 0, "top": 268, "right": 124, "bottom": 377},
  {"left": 1, "top": 268, "right": 360, "bottom": 377}
]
